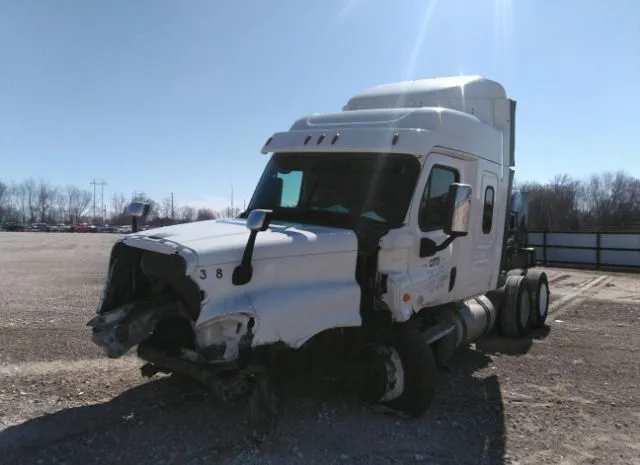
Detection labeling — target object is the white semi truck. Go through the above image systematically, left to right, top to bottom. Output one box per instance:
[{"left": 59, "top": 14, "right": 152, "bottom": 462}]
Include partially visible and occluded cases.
[{"left": 89, "top": 75, "right": 550, "bottom": 419}]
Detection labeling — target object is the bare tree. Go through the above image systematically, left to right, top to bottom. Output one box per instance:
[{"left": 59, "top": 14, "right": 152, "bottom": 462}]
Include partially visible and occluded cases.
[
  {"left": 518, "top": 170, "right": 640, "bottom": 232},
  {"left": 587, "top": 171, "right": 640, "bottom": 230},
  {"left": 21, "top": 178, "right": 37, "bottom": 222},
  {"left": 0, "top": 180, "right": 8, "bottom": 221},
  {"left": 36, "top": 180, "right": 58, "bottom": 222},
  {"left": 12, "top": 182, "right": 29, "bottom": 223},
  {"left": 3, "top": 183, "right": 22, "bottom": 222},
  {"left": 67, "top": 186, "right": 92, "bottom": 224},
  {"left": 55, "top": 188, "right": 68, "bottom": 223},
  {"left": 109, "top": 193, "right": 128, "bottom": 224},
  {"left": 160, "top": 197, "right": 173, "bottom": 220},
  {"left": 145, "top": 199, "right": 158, "bottom": 221},
  {"left": 178, "top": 205, "right": 196, "bottom": 223},
  {"left": 220, "top": 206, "right": 241, "bottom": 219},
  {"left": 196, "top": 208, "right": 216, "bottom": 221}
]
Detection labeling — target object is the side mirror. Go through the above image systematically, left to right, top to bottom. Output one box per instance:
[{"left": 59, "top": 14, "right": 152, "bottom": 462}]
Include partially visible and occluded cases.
[
  {"left": 444, "top": 183, "right": 472, "bottom": 237},
  {"left": 124, "top": 201, "right": 150, "bottom": 218},
  {"left": 124, "top": 201, "right": 150, "bottom": 233},
  {"left": 234, "top": 209, "right": 273, "bottom": 286},
  {"left": 246, "top": 209, "right": 273, "bottom": 232}
]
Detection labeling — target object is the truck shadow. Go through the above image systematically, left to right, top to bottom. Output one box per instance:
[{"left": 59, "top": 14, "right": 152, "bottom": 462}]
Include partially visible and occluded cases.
[
  {"left": 475, "top": 325, "right": 551, "bottom": 356},
  {"left": 1, "top": 344, "right": 513, "bottom": 464},
  {"left": 284, "top": 344, "right": 510, "bottom": 464}
]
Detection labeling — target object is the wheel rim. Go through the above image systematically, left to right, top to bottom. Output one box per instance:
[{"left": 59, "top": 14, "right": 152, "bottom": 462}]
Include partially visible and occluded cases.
[
  {"left": 539, "top": 282, "right": 549, "bottom": 317},
  {"left": 519, "top": 288, "right": 531, "bottom": 328},
  {"left": 377, "top": 346, "right": 405, "bottom": 403}
]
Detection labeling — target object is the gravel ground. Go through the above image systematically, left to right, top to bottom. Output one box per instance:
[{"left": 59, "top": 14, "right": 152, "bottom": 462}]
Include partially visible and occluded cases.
[{"left": 1, "top": 232, "right": 639, "bottom": 465}]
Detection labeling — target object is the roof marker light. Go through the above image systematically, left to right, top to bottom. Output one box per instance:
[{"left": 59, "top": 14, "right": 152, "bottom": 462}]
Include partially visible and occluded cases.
[
  {"left": 317, "top": 133, "right": 326, "bottom": 144},
  {"left": 331, "top": 133, "right": 340, "bottom": 145},
  {"left": 392, "top": 133, "right": 400, "bottom": 145},
  {"left": 304, "top": 135, "right": 312, "bottom": 145},
  {"left": 264, "top": 136, "right": 273, "bottom": 147}
]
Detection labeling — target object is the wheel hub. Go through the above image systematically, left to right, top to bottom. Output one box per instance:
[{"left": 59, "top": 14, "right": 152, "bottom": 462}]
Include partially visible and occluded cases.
[
  {"left": 357, "top": 345, "right": 405, "bottom": 404},
  {"left": 375, "top": 346, "right": 405, "bottom": 402}
]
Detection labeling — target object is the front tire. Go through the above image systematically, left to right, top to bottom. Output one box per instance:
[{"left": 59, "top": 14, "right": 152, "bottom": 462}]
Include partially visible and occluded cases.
[{"left": 361, "top": 323, "right": 438, "bottom": 418}]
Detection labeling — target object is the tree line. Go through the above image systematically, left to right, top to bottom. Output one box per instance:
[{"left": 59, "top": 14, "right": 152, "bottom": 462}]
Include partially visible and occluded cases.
[
  {"left": 1, "top": 169, "right": 640, "bottom": 231},
  {"left": 516, "top": 170, "right": 640, "bottom": 231},
  {"left": 0, "top": 178, "right": 242, "bottom": 226}
]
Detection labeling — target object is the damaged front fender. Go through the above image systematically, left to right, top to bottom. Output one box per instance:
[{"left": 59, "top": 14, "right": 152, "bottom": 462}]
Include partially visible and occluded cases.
[{"left": 195, "top": 313, "right": 256, "bottom": 363}]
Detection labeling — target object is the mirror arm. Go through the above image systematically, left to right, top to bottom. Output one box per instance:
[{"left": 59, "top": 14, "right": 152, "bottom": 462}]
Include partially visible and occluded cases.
[
  {"left": 234, "top": 209, "right": 272, "bottom": 286},
  {"left": 232, "top": 230, "right": 259, "bottom": 286},
  {"left": 419, "top": 235, "right": 457, "bottom": 258}
]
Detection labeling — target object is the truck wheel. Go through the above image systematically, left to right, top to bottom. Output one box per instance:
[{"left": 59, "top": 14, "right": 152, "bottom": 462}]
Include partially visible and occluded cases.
[
  {"left": 506, "top": 268, "right": 525, "bottom": 278},
  {"left": 526, "top": 270, "right": 549, "bottom": 328},
  {"left": 500, "top": 275, "right": 532, "bottom": 338},
  {"left": 365, "top": 323, "right": 438, "bottom": 418}
]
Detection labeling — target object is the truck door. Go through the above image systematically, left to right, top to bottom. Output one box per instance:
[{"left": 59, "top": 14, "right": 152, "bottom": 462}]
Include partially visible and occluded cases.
[
  {"left": 407, "top": 152, "right": 474, "bottom": 307},
  {"left": 466, "top": 170, "right": 500, "bottom": 295}
]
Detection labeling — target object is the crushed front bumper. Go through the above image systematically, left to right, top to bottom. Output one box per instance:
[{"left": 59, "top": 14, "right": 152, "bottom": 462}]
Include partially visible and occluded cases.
[{"left": 88, "top": 297, "right": 186, "bottom": 358}]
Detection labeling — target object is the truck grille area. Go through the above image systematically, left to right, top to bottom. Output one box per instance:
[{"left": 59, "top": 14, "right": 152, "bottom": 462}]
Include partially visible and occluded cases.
[{"left": 98, "top": 242, "right": 202, "bottom": 321}]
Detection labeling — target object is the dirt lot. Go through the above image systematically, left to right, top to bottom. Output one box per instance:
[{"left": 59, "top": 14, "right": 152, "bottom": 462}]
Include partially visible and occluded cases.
[{"left": 1, "top": 232, "right": 639, "bottom": 465}]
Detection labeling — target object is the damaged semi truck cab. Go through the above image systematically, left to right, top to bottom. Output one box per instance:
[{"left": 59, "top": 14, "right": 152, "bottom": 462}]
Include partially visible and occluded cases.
[{"left": 89, "top": 75, "right": 549, "bottom": 417}]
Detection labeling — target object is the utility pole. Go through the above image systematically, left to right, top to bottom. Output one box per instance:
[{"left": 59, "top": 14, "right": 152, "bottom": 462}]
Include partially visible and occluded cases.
[
  {"left": 90, "top": 179, "right": 107, "bottom": 222},
  {"left": 91, "top": 180, "right": 96, "bottom": 219},
  {"left": 100, "top": 181, "right": 107, "bottom": 223},
  {"left": 230, "top": 184, "right": 234, "bottom": 212},
  {"left": 171, "top": 192, "right": 174, "bottom": 222}
]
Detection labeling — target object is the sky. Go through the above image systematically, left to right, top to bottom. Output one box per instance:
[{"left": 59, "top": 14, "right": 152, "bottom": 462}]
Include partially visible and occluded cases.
[{"left": 1, "top": 0, "right": 639, "bottom": 212}]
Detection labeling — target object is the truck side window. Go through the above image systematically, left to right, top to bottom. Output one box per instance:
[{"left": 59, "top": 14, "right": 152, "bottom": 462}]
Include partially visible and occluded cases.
[
  {"left": 418, "top": 165, "right": 459, "bottom": 231},
  {"left": 483, "top": 186, "right": 495, "bottom": 234}
]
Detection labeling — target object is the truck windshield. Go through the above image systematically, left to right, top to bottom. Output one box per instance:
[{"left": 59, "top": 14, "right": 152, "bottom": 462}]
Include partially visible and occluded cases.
[{"left": 244, "top": 152, "right": 421, "bottom": 229}]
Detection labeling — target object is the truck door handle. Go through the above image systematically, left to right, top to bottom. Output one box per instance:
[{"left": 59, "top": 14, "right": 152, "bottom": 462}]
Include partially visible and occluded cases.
[{"left": 449, "top": 267, "right": 457, "bottom": 292}]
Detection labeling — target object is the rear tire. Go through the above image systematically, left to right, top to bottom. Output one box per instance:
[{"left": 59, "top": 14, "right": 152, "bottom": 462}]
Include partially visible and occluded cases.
[
  {"left": 506, "top": 268, "right": 525, "bottom": 278},
  {"left": 526, "top": 270, "right": 550, "bottom": 328},
  {"left": 500, "top": 275, "right": 532, "bottom": 338},
  {"left": 377, "top": 323, "right": 438, "bottom": 418}
]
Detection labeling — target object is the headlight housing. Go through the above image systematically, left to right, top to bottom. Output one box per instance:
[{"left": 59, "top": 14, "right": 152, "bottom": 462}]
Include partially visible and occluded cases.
[{"left": 195, "top": 313, "right": 256, "bottom": 361}]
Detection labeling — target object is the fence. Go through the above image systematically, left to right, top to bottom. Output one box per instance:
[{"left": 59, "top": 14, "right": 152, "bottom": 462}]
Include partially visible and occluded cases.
[{"left": 526, "top": 231, "right": 640, "bottom": 270}]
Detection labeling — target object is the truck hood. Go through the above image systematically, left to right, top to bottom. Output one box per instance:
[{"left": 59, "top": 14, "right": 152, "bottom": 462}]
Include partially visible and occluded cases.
[{"left": 123, "top": 218, "right": 358, "bottom": 266}]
